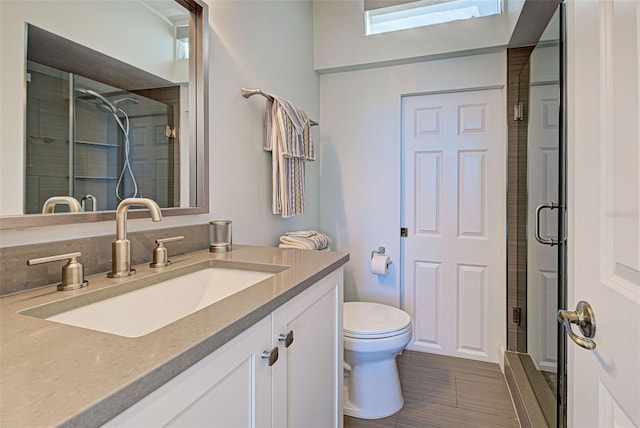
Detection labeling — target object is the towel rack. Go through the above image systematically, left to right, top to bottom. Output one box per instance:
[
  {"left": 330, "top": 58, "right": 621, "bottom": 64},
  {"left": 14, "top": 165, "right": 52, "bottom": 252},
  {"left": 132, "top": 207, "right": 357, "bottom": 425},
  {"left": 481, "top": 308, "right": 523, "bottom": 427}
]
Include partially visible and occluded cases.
[{"left": 241, "top": 86, "right": 319, "bottom": 126}]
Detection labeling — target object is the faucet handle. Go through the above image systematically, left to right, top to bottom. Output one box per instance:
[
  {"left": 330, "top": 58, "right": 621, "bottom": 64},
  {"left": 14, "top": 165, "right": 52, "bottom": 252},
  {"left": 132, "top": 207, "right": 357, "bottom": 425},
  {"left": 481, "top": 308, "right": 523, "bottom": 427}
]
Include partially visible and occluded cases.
[
  {"left": 150, "top": 236, "right": 184, "bottom": 268},
  {"left": 27, "top": 252, "right": 88, "bottom": 291}
]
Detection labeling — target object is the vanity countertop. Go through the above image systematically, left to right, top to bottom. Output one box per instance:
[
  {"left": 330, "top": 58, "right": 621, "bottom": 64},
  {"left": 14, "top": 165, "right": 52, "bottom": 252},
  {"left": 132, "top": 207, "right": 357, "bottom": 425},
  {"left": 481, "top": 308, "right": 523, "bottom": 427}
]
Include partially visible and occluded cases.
[{"left": 0, "top": 245, "right": 348, "bottom": 427}]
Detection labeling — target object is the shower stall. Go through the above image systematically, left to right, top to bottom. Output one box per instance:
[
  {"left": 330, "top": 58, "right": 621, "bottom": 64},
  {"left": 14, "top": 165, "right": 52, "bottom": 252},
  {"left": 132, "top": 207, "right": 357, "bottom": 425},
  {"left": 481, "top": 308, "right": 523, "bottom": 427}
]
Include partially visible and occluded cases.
[
  {"left": 505, "top": 5, "right": 565, "bottom": 428},
  {"left": 25, "top": 61, "right": 179, "bottom": 213}
]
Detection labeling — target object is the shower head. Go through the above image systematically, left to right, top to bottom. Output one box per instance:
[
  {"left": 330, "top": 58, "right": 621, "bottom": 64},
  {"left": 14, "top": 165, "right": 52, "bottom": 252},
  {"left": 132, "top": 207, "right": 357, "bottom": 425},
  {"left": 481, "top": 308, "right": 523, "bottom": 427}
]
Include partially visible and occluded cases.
[{"left": 76, "top": 88, "right": 118, "bottom": 114}]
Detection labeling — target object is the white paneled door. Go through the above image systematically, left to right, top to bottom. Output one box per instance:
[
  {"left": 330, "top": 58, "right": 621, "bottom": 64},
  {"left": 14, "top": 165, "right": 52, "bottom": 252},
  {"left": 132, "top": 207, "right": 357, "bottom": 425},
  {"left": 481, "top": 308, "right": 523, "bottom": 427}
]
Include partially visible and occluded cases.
[
  {"left": 567, "top": 0, "right": 640, "bottom": 426},
  {"left": 401, "top": 89, "right": 504, "bottom": 363}
]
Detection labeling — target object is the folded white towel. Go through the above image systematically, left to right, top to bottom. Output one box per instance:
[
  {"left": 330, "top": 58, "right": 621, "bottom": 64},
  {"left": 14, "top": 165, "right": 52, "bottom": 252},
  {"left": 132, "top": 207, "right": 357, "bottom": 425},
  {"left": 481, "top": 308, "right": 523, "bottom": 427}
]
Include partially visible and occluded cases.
[
  {"left": 286, "top": 230, "right": 318, "bottom": 238},
  {"left": 279, "top": 231, "right": 331, "bottom": 250},
  {"left": 279, "top": 235, "right": 317, "bottom": 250}
]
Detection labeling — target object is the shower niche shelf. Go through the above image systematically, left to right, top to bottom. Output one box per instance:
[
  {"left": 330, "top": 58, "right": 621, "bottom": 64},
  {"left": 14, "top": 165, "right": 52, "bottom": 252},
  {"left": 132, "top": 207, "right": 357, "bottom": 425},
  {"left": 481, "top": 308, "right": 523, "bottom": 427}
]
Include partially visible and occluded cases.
[
  {"left": 75, "top": 140, "right": 119, "bottom": 148},
  {"left": 74, "top": 176, "right": 118, "bottom": 180}
]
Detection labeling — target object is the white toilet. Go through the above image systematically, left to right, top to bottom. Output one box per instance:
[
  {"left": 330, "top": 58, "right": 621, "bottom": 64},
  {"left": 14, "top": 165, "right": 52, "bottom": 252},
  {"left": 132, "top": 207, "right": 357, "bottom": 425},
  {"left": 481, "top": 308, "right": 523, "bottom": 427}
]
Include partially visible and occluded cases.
[{"left": 343, "top": 301, "right": 412, "bottom": 419}]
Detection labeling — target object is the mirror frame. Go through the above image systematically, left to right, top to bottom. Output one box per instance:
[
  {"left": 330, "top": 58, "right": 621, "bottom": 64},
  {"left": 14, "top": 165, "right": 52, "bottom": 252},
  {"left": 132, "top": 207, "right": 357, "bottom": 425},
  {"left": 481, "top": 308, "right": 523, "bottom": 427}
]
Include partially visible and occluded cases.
[{"left": 0, "top": 0, "right": 209, "bottom": 229}]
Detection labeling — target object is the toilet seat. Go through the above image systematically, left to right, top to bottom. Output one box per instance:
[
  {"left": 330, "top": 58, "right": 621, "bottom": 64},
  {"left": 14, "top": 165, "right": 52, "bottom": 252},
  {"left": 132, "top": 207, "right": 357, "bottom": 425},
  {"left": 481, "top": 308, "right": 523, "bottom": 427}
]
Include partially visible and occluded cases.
[{"left": 344, "top": 302, "right": 411, "bottom": 339}]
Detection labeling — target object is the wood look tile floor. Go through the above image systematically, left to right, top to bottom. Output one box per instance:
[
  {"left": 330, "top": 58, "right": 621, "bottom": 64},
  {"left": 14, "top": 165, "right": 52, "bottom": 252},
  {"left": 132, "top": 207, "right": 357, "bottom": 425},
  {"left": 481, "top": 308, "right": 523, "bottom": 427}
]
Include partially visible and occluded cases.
[{"left": 344, "top": 351, "right": 520, "bottom": 428}]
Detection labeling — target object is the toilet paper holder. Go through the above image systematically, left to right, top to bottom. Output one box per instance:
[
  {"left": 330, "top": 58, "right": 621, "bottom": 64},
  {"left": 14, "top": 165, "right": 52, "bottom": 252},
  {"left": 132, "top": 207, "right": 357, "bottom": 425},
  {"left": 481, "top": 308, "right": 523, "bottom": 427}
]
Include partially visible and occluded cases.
[{"left": 371, "top": 246, "right": 388, "bottom": 260}]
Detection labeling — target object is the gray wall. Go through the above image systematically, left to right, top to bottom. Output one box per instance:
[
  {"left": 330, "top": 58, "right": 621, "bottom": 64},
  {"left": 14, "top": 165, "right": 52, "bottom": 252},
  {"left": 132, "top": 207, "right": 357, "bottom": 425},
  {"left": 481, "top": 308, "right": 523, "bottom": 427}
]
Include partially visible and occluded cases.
[{"left": 0, "top": 0, "right": 320, "bottom": 248}]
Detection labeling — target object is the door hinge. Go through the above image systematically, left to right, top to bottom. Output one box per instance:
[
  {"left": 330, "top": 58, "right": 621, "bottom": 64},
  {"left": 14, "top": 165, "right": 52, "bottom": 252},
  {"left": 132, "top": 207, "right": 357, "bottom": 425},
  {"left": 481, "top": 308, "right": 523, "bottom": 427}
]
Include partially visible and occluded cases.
[
  {"left": 513, "top": 102, "right": 524, "bottom": 121},
  {"left": 165, "top": 126, "right": 177, "bottom": 139},
  {"left": 400, "top": 227, "right": 408, "bottom": 238},
  {"left": 512, "top": 307, "right": 522, "bottom": 326}
]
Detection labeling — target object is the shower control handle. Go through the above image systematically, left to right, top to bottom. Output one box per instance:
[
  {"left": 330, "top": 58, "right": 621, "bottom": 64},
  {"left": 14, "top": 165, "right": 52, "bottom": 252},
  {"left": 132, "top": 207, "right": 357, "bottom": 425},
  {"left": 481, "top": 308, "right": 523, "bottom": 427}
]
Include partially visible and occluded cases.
[
  {"left": 535, "top": 202, "right": 559, "bottom": 246},
  {"left": 558, "top": 301, "right": 597, "bottom": 350}
]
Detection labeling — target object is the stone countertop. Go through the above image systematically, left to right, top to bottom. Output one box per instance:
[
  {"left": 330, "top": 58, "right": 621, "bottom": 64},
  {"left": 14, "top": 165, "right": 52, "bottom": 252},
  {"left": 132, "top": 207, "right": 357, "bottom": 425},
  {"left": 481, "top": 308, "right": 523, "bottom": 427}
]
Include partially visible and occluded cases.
[{"left": 0, "top": 245, "right": 349, "bottom": 427}]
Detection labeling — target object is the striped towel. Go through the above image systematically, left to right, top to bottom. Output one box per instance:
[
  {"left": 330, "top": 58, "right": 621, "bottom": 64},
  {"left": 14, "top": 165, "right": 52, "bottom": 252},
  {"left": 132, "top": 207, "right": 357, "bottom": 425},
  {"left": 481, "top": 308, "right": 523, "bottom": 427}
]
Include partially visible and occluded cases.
[
  {"left": 264, "top": 94, "right": 315, "bottom": 218},
  {"left": 279, "top": 231, "right": 331, "bottom": 250}
]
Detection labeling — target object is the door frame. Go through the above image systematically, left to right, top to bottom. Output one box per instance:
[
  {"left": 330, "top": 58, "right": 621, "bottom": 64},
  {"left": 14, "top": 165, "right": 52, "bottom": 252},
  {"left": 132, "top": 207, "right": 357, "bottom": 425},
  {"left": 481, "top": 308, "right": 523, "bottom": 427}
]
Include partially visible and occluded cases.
[
  {"left": 557, "top": 3, "right": 568, "bottom": 426},
  {"left": 400, "top": 86, "right": 506, "bottom": 363}
]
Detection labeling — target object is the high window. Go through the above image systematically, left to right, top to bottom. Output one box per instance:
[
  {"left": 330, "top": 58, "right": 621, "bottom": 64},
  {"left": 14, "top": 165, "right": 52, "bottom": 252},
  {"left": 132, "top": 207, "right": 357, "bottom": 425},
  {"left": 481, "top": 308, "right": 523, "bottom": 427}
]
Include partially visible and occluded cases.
[{"left": 365, "top": 0, "right": 503, "bottom": 35}]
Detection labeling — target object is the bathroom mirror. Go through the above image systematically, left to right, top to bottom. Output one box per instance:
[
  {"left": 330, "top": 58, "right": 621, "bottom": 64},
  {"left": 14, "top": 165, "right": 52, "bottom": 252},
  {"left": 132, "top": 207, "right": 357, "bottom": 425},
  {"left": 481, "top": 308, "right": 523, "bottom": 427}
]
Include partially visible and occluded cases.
[{"left": 0, "top": 0, "right": 208, "bottom": 229}]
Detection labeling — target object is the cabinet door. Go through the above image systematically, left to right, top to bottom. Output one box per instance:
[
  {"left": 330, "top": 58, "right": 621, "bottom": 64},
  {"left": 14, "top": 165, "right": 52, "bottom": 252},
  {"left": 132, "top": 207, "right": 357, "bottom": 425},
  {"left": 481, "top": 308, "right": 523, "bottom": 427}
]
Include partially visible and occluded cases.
[
  {"left": 272, "top": 268, "right": 344, "bottom": 428},
  {"left": 103, "top": 316, "right": 273, "bottom": 428}
]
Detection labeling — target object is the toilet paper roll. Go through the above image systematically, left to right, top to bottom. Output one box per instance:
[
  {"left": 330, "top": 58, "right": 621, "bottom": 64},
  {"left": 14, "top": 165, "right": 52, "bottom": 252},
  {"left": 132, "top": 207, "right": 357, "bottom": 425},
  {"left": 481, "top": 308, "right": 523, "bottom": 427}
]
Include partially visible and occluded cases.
[{"left": 371, "top": 254, "right": 391, "bottom": 276}]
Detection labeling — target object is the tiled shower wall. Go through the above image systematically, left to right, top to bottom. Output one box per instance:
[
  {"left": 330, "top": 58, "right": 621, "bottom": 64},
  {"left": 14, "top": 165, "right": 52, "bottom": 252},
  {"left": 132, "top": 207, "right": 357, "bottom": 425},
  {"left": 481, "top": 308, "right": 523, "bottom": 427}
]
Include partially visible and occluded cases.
[{"left": 506, "top": 46, "right": 534, "bottom": 353}]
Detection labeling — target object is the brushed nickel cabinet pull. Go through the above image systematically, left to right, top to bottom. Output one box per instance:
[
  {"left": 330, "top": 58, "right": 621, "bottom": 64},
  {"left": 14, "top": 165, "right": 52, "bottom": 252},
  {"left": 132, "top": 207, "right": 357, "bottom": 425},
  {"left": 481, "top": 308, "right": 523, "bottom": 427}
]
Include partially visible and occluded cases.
[
  {"left": 278, "top": 330, "right": 294, "bottom": 348},
  {"left": 262, "top": 347, "right": 279, "bottom": 366}
]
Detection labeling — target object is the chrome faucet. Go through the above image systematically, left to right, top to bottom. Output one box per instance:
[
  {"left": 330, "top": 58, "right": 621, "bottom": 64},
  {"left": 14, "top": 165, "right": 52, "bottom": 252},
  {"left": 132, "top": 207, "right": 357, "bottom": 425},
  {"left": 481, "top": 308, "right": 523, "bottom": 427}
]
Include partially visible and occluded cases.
[
  {"left": 81, "top": 194, "right": 98, "bottom": 212},
  {"left": 42, "top": 196, "right": 82, "bottom": 213},
  {"left": 108, "top": 198, "right": 162, "bottom": 278}
]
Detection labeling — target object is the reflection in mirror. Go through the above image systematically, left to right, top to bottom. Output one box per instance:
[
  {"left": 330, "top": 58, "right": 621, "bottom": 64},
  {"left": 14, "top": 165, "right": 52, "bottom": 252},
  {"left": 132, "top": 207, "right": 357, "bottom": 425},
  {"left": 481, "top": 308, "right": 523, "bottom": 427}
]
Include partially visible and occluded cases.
[
  {"left": 0, "top": 0, "right": 208, "bottom": 228},
  {"left": 26, "top": 57, "right": 182, "bottom": 212}
]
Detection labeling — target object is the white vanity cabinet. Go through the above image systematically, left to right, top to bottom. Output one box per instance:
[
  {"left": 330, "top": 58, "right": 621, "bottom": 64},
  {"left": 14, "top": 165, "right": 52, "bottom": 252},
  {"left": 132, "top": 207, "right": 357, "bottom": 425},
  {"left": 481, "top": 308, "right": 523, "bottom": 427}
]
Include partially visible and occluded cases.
[
  {"left": 104, "top": 267, "right": 343, "bottom": 428},
  {"left": 272, "top": 268, "right": 344, "bottom": 428},
  {"left": 103, "top": 316, "right": 274, "bottom": 427}
]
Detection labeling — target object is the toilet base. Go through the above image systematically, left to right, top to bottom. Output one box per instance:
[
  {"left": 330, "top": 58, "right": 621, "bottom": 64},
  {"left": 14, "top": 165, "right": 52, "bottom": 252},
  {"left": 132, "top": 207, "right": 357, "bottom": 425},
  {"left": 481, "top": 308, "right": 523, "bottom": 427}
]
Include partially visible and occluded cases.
[
  {"left": 343, "top": 359, "right": 405, "bottom": 419},
  {"left": 344, "top": 398, "right": 405, "bottom": 420}
]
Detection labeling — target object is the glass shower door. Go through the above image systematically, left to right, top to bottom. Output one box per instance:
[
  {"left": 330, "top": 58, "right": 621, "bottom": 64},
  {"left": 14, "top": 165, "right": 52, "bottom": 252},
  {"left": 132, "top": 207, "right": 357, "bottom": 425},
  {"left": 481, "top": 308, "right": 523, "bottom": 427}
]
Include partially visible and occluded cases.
[
  {"left": 505, "top": 6, "right": 563, "bottom": 427},
  {"left": 526, "top": 7, "right": 562, "bottom": 425},
  {"left": 527, "top": 49, "right": 560, "bottom": 383}
]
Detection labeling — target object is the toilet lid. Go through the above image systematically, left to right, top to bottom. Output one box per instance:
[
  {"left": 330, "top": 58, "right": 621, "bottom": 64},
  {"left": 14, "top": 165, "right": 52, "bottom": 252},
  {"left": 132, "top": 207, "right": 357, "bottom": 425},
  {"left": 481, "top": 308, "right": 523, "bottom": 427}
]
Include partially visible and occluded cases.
[{"left": 344, "top": 302, "right": 411, "bottom": 338}]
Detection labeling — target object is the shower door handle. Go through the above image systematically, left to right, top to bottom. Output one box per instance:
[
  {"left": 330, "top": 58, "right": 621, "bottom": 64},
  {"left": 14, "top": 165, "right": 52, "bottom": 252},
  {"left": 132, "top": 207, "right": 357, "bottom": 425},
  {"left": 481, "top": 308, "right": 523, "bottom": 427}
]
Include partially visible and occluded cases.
[
  {"left": 535, "top": 202, "right": 559, "bottom": 246},
  {"left": 558, "top": 301, "right": 597, "bottom": 350}
]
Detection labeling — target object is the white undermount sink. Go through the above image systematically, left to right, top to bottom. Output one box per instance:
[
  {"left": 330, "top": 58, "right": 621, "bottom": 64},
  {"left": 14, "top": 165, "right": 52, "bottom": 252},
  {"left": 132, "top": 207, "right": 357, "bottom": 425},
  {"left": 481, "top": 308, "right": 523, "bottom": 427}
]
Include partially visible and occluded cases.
[{"left": 40, "top": 266, "right": 277, "bottom": 338}]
